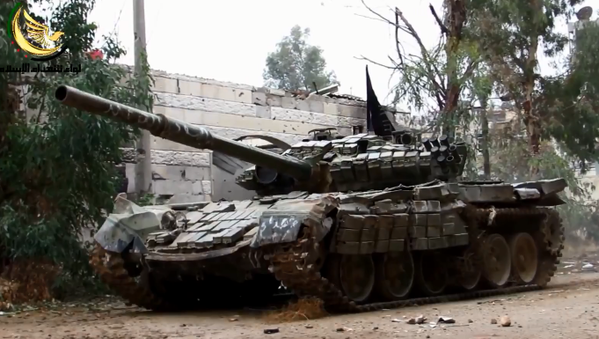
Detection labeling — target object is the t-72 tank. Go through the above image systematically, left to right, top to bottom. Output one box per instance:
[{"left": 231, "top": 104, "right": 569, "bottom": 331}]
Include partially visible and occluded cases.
[{"left": 53, "top": 79, "right": 565, "bottom": 313}]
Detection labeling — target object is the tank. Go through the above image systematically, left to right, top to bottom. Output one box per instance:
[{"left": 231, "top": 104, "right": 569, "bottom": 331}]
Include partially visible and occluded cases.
[{"left": 54, "top": 76, "right": 566, "bottom": 313}]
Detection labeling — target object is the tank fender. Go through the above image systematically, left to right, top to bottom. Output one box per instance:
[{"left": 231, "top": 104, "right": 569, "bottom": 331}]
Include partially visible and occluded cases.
[
  {"left": 513, "top": 178, "right": 568, "bottom": 206},
  {"left": 250, "top": 195, "right": 339, "bottom": 248}
]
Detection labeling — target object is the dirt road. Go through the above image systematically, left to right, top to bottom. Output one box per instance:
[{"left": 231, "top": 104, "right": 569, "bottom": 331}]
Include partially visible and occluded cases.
[{"left": 2, "top": 268, "right": 599, "bottom": 339}]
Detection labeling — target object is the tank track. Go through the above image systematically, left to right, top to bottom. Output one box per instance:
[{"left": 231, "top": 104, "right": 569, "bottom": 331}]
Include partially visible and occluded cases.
[
  {"left": 270, "top": 206, "right": 563, "bottom": 313},
  {"left": 533, "top": 208, "right": 564, "bottom": 287},
  {"left": 90, "top": 244, "right": 170, "bottom": 311},
  {"left": 90, "top": 244, "right": 277, "bottom": 310}
]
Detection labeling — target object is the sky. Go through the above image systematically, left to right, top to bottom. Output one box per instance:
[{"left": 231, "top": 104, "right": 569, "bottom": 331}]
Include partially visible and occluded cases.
[{"left": 37, "top": 0, "right": 599, "bottom": 107}]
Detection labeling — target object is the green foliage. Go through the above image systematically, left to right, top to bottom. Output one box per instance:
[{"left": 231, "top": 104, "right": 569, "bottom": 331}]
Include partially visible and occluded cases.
[
  {"left": 0, "top": 0, "right": 153, "bottom": 297},
  {"left": 465, "top": 0, "right": 599, "bottom": 244},
  {"left": 468, "top": 0, "right": 599, "bottom": 232},
  {"left": 469, "top": 0, "right": 589, "bottom": 160},
  {"left": 470, "top": 0, "right": 576, "bottom": 60},
  {"left": 537, "top": 23, "right": 599, "bottom": 168},
  {"left": 263, "top": 25, "right": 337, "bottom": 91},
  {"left": 391, "top": 44, "right": 446, "bottom": 114},
  {"left": 489, "top": 137, "right": 598, "bottom": 240},
  {"left": 136, "top": 192, "right": 155, "bottom": 207}
]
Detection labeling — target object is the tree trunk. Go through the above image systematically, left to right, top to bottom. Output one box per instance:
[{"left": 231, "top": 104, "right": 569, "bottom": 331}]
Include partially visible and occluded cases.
[
  {"left": 441, "top": 0, "right": 466, "bottom": 138},
  {"left": 524, "top": 2, "right": 540, "bottom": 178},
  {"left": 442, "top": 85, "right": 461, "bottom": 137},
  {"left": 523, "top": 95, "right": 540, "bottom": 148},
  {"left": 522, "top": 99, "right": 541, "bottom": 179},
  {"left": 480, "top": 101, "right": 491, "bottom": 180}
]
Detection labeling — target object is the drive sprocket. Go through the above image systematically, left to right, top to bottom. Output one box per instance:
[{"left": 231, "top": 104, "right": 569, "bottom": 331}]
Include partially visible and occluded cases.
[
  {"left": 533, "top": 209, "right": 563, "bottom": 287},
  {"left": 540, "top": 209, "right": 565, "bottom": 256}
]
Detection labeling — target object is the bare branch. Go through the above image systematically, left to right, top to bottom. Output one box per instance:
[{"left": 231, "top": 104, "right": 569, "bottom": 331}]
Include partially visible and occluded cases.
[
  {"left": 360, "top": 0, "right": 411, "bottom": 35},
  {"left": 359, "top": 1, "right": 448, "bottom": 106},
  {"left": 429, "top": 4, "right": 449, "bottom": 35},
  {"left": 395, "top": 7, "right": 447, "bottom": 95},
  {"left": 393, "top": 9, "right": 404, "bottom": 66},
  {"left": 353, "top": 13, "right": 389, "bottom": 24},
  {"left": 355, "top": 56, "right": 397, "bottom": 70},
  {"left": 463, "top": 60, "right": 479, "bottom": 80},
  {"left": 7, "top": 79, "right": 37, "bottom": 86},
  {"left": 35, "top": 95, "right": 46, "bottom": 125}
]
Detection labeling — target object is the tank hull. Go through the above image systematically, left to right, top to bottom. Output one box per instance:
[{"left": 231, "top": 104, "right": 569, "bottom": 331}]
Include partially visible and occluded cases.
[{"left": 90, "top": 178, "right": 565, "bottom": 312}]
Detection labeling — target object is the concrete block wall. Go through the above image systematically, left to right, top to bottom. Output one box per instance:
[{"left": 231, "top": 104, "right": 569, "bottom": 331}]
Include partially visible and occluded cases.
[{"left": 124, "top": 69, "right": 369, "bottom": 202}]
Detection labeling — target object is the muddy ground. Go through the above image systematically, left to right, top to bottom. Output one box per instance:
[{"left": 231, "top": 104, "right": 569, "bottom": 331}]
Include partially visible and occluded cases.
[{"left": 3, "top": 257, "right": 599, "bottom": 339}]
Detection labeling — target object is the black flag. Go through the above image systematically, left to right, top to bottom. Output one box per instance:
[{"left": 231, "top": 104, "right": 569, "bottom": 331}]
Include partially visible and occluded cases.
[{"left": 366, "top": 66, "right": 386, "bottom": 136}]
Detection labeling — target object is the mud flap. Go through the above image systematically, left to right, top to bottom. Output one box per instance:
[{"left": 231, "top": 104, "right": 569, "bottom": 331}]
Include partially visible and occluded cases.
[
  {"left": 250, "top": 195, "right": 338, "bottom": 248},
  {"left": 94, "top": 196, "right": 174, "bottom": 253},
  {"left": 251, "top": 212, "right": 305, "bottom": 248},
  {"left": 94, "top": 214, "right": 149, "bottom": 254}
]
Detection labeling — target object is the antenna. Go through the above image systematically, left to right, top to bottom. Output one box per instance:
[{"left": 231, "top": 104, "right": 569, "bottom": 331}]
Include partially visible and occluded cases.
[{"left": 576, "top": 6, "right": 593, "bottom": 21}]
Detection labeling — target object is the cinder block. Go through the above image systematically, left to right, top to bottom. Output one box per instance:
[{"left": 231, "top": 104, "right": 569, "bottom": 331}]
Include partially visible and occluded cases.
[
  {"left": 151, "top": 71, "right": 254, "bottom": 91},
  {"left": 153, "top": 77, "right": 178, "bottom": 94},
  {"left": 178, "top": 80, "right": 202, "bottom": 96},
  {"left": 200, "top": 83, "right": 252, "bottom": 104},
  {"left": 253, "top": 87, "right": 269, "bottom": 93},
  {"left": 268, "top": 88, "right": 286, "bottom": 96},
  {"left": 252, "top": 91, "right": 267, "bottom": 106},
  {"left": 156, "top": 93, "right": 256, "bottom": 117},
  {"left": 265, "top": 94, "right": 282, "bottom": 107},
  {"left": 281, "top": 97, "right": 297, "bottom": 109},
  {"left": 307, "top": 99, "right": 324, "bottom": 113},
  {"left": 295, "top": 100, "right": 310, "bottom": 112},
  {"left": 323, "top": 102, "right": 339, "bottom": 115},
  {"left": 338, "top": 104, "right": 367, "bottom": 119},
  {"left": 256, "top": 106, "right": 271, "bottom": 119},
  {"left": 271, "top": 107, "right": 338, "bottom": 127},
  {"left": 188, "top": 109, "right": 330, "bottom": 136},
  {"left": 337, "top": 115, "right": 368, "bottom": 127},
  {"left": 151, "top": 150, "right": 211, "bottom": 167},
  {"left": 125, "top": 163, "right": 135, "bottom": 193},
  {"left": 151, "top": 165, "right": 209, "bottom": 181},
  {"left": 152, "top": 165, "right": 186, "bottom": 180},
  {"left": 185, "top": 166, "right": 211, "bottom": 180},
  {"left": 153, "top": 180, "right": 192, "bottom": 195},
  {"left": 192, "top": 180, "right": 212, "bottom": 194},
  {"left": 166, "top": 194, "right": 212, "bottom": 204}
]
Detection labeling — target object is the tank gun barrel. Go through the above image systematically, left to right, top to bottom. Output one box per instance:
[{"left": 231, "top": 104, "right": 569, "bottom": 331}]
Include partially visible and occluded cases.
[{"left": 54, "top": 85, "right": 313, "bottom": 181}]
